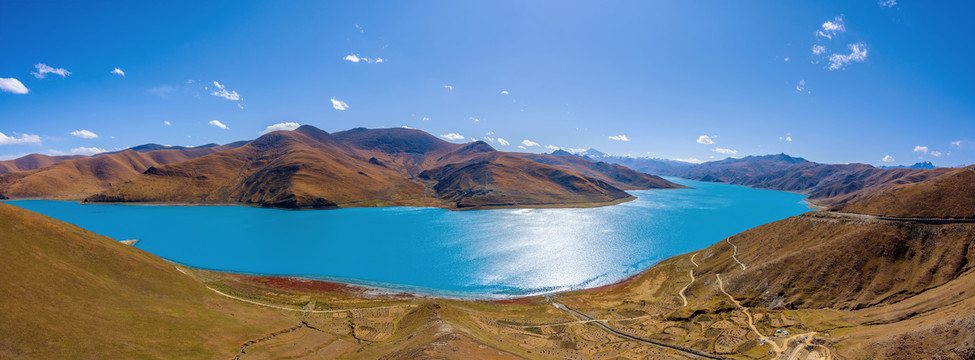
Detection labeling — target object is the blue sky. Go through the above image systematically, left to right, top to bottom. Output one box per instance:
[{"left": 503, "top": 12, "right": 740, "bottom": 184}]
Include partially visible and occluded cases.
[{"left": 1, "top": 1, "right": 973, "bottom": 166}]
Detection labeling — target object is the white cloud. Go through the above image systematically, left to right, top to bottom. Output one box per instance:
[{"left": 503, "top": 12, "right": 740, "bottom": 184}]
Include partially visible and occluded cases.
[
  {"left": 879, "top": 0, "right": 897, "bottom": 8},
  {"left": 816, "top": 16, "right": 845, "bottom": 39},
  {"left": 354, "top": 24, "right": 364, "bottom": 33},
  {"left": 828, "top": 43, "right": 868, "bottom": 70},
  {"left": 811, "top": 45, "right": 826, "bottom": 55},
  {"left": 344, "top": 54, "right": 383, "bottom": 63},
  {"left": 784, "top": 57, "right": 790, "bottom": 62},
  {"left": 31, "top": 63, "right": 71, "bottom": 79},
  {"left": 111, "top": 68, "right": 125, "bottom": 76},
  {"left": 0, "top": 78, "right": 29, "bottom": 94},
  {"left": 796, "top": 79, "right": 806, "bottom": 93},
  {"left": 210, "top": 81, "right": 241, "bottom": 101},
  {"left": 444, "top": 84, "right": 454, "bottom": 91},
  {"left": 147, "top": 85, "right": 175, "bottom": 97},
  {"left": 500, "top": 90, "right": 509, "bottom": 95},
  {"left": 330, "top": 98, "right": 349, "bottom": 110},
  {"left": 421, "top": 117, "right": 431, "bottom": 121},
  {"left": 469, "top": 117, "right": 479, "bottom": 122},
  {"left": 208, "top": 120, "right": 229, "bottom": 130},
  {"left": 163, "top": 121, "right": 171, "bottom": 126},
  {"left": 260, "top": 122, "right": 301, "bottom": 134},
  {"left": 70, "top": 129, "right": 99, "bottom": 139},
  {"left": 0, "top": 132, "right": 42, "bottom": 145},
  {"left": 485, "top": 132, "right": 495, "bottom": 135},
  {"left": 440, "top": 133, "right": 464, "bottom": 141},
  {"left": 608, "top": 135, "right": 629, "bottom": 141},
  {"left": 696, "top": 135, "right": 715, "bottom": 145},
  {"left": 482, "top": 136, "right": 495, "bottom": 143},
  {"left": 779, "top": 136, "right": 793, "bottom": 142},
  {"left": 497, "top": 138, "right": 510, "bottom": 146},
  {"left": 521, "top": 139, "right": 540, "bottom": 147},
  {"left": 951, "top": 140, "right": 962, "bottom": 148},
  {"left": 517, "top": 145, "right": 527, "bottom": 150},
  {"left": 544, "top": 145, "right": 560, "bottom": 151},
  {"left": 913, "top": 145, "right": 928, "bottom": 154},
  {"left": 71, "top": 147, "right": 107, "bottom": 155},
  {"left": 713, "top": 147, "right": 737, "bottom": 155},
  {"left": 930, "top": 151, "right": 943, "bottom": 157},
  {"left": 882, "top": 155, "right": 895, "bottom": 162},
  {"left": 672, "top": 157, "right": 704, "bottom": 164}
]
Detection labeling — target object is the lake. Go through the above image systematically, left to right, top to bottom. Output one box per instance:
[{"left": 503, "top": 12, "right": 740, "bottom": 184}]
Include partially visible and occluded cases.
[{"left": 5, "top": 178, "right": 811, "bottom": 298}]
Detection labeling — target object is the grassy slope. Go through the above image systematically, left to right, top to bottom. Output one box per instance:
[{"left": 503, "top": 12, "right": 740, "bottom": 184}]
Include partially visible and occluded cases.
[{"left": 0, "top": 202, "right": 292, "bottom": 359}]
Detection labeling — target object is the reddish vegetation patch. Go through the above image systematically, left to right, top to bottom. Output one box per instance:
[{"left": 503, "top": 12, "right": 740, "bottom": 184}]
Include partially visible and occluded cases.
[{"left": 234, "top": 274, "right": 360, "bottom": 294}]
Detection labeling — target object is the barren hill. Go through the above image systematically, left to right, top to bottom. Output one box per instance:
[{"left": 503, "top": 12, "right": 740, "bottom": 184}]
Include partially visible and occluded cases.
[
  {"left": 87, "top": 126, "right": 681, "bottom": 209},
  {"left": 0, "top": 142, "right": 245, "bottom": 199},
  {"left": 0, "top": 153, "right": 86, "bottom": 174}
]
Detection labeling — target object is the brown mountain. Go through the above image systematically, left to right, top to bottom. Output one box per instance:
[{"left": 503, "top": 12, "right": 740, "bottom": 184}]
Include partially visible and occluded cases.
[
  {"left": 87, "top": 126, "right": 680, "bottom": 209},
  {"left": 0, "top": 142, "right": 246, "bottom": 199},
  {"left": 0, "top": 153, "right": 86, "bottom": 174},
  {"left": 835, "top": 164, "right": 975, "bottom": 218},
  {"left": 0, "top": 202, "right": 291, "bottom": 359}
]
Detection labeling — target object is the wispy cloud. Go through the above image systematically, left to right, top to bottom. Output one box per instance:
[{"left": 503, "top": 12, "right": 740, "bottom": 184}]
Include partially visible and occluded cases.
[
  {"left": 878, "top": 0, "right": 897, "bottom": 8},
  {"left": 816, "top": 16, "right": 845, "bottom": 39},
  {"left": 354, "top": 24, "right": 364, "bottom": 33},
  {"left": 828, "top": 43, "right": 868, "bottom": 70},
  {"left": 811, "top": 45, "right": 826, "bottom": 55},
  {"left": 343, "top": 54, "right": 384, "bottom": 64},
  {"left": 31, "top": 63, "right": 70, "bottom": 79},
  {"left": 111, "top": 68, "right": 125, "bottom": 76},
  {"left": 0, "top": 78, "right": 29, "bottom": 94},
  {"left": 796, "top": 79, "right": 807, "bottom": 93},
  {"left": 210, "top": 81, "right": 241, "bottom": 101},
  {"left": 443, "top": 84, "right": 454, "bottom": 91},
  {"left": 500, "top": 90, "right": 509, "bottom": 95},
  {"left": 330, "top": 98, "right": 349, "bottom": 110},
  {"left": 421, "top": 117, "right": 431, "bottom": 121},
  {"left": 469, "top": 117, "right": 479, "bottom": 122},
  {"left": 208, "top": 120, "right": 229, "bottom": 130},
  {"left": 163, "top": 121, "right": 171, "bottom": 126},
  {"left": 260, "top": 122, "right": 301, "bottom": 134},
  {"left": 70, "top": 129, "right": 99, "bottom": 139},
  {"left": 0, "top": 132, "right": 42, "bottom": 145},
  {"left": 440, "top": 133, "right": 464, "bottom": 141},
  {"left": 608, "top": 135, "right": 629, "bottom": 141},
  {"left": 696, "top": 135, "right": 715, "bottom": 145},
  {"left": 779, "top": 135, "right": 793, "bottom": 142},
  {"left": 497, "top": 138, "right": 510, "bottom": 146},
  {"left": 521, "top": 139, "right": 540, "bottom": 147},
  {"left": 951, "top": 140, "right": 962, "bottom": 148},
  {"left": 544, "top": 145, "right": 560, "bottom": 151},
  {"left": 913, "top": 145, "right": 928, "bottom": 154},
  {"left": 71, "top": 147, "right": 107, "bottom": 155},
  {"left": 713, "top": 147, "right": 737, "bottom": 155},
  {"left": 930, "top": 151, "right": 943, "bottom": 157},
  {"left": 882, "top": 155, "right": 895, "bottom": 162}
]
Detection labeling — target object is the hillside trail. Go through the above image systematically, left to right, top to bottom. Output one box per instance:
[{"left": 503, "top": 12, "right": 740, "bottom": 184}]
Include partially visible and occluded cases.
[
  {"left": 715, "top": 244, "right": 834, "bottom": 360},
  {"left": 678, "top": 253, "right": 700, "bottom": 307}
]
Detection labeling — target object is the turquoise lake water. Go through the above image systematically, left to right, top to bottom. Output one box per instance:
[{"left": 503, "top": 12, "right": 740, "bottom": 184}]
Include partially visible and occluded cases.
[{"left": 5, "top": 179, "right": 812, "bottom": 298}]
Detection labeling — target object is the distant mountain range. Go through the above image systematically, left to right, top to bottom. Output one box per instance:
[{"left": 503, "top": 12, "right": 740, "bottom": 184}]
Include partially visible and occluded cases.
[
  {"left": 0, "top": 126, "right": 681, "bottom": 209},
  {"left": 549, "top": 150, "right": 962, "bottom": 212}
]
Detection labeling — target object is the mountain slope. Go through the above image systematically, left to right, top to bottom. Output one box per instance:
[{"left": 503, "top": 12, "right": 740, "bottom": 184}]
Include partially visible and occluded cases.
[
  {"left": 88, "top": 126, "right": 681, "bottom": 209},
  {"left": 0, "top": 142, "right": 245, "bottom": 199},
  {"left": 0, "top": 154, "right": 86, "bottom": 175},
  {"left": 836, "top": 165, "right": 975, "bottom": 218},
  {"left": 0, "top": 202, "right": 290, "bottom": 359}
]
